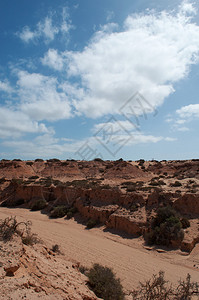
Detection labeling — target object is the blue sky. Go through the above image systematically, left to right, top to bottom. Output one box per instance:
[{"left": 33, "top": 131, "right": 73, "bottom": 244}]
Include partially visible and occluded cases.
[{"left": 0, "top": 0, "right": 199, "bottom": 161}]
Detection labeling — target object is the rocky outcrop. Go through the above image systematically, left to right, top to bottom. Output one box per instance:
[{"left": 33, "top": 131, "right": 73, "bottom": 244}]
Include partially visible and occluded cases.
[
  {"left": 173, "top": 194, "right": 199, "bottom": 215},
  {"left": 106, "top": 210, "right": 147, "bottom": 236},
  {"left": 0, "top": 235, "right": 99, "bottom": 300}
]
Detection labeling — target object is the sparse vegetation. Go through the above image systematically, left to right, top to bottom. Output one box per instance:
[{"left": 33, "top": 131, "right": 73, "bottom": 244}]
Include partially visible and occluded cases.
[
  {"left": 34, "top": 158, "right": 44, "bottom": 162},
  {"left": 94, "top": 158, "right": 103, "bottom": 162},
  {"left": 26, "top": 161, "right": 33, "bottom": 166},
  {"left": 29, "top": 175, "right": 39, "bottom": 180},
  {"left": 149, "top": 179, "right": 166, "bottom": 186},
  {"left": 170, "top": 181, "right": 182, "bottom": 187},
  {"left": 31, "top": 199, "right": 47, "bottom": 211},
  {"left": 50, "top": 206, "right": 68, "bottom": 218},
  {"left": 146, "top": 206, "right": 184, "bottom": 246},
  {"left": 0, "top": 216, "right": 39, "bottom": 245},
  {"left": 180, "top": 217, "right": 190, "bottom": 229},
  {"left": 86, "top": 219, "right": 98, "bottom": 229},
  {"left": 51, "top": 244, "right": 60, "bottom": 253},
  {"left": 87, "top": 263, "right": 124, "bottom": 300},
  {"left": 131, "top": 271, "right": 199, "bottom": 299}
]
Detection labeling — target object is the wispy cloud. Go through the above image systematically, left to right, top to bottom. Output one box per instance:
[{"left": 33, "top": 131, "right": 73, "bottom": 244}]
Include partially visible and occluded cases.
[
  {"left": 17, "top": 9, "right": 72, "bottom": 44},
  {"left": 166, "top": 103, "right": 199, "bottom": 132}
]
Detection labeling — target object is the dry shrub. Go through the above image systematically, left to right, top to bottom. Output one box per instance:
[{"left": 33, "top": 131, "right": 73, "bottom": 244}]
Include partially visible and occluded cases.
[
  {"left": 0, "top": 216, "right": 39, "bottom": 245},
  {"left": 87, "top": 263, "right": 124, "bottom": 300},
  {"left": 131, "top": 271, "right": 199, "bottom": 300}
]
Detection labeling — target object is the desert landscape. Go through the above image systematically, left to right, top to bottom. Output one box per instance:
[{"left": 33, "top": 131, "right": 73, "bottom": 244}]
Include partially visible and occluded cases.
[{"left": 0, "top": 158, "right": 199, "bottom": 299}]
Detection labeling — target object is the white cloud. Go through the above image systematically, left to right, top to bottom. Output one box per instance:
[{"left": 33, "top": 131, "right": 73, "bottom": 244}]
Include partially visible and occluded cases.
[
  {"left": 179, "top": 0, "right": 197, "bottom": 15},
  {"left": 64, "top": 2, "right": 199, "bottom": 118},
  {"left": 17, "top": 10, "right": 72, "bottom": 44},
  {"left": 106, "top": 11, "right": 115, "bottom": 22},
  {"left": 18, "top": 26, "right": 38, "bottom": 43},
  {"left": 41, "top": 49, "right": 64, "bottom": 70},
  {"left": 17, "top": 71, "right": 71, "bottom": 121},
  {"left": 0, "top": 81, "right": 13, "bottom": 93},
  {"left": 167, "top": 103, "right": 199, "bottom": 132},
  {"left": 176, "top": 104, "right": 199, "bottom": 118},
  {"left": 0, "top": 107, "right": 49, "bottom": 138},
  {"left": 92, "top": 119, "right": 176, "bottom": 146},
  {"left": 93, "top": 120, "right": 138, "bottom": 133}
]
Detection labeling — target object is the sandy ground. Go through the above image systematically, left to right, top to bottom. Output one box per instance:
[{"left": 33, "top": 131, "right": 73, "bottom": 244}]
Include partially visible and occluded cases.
[{"left": 0, "top": 207, "right": 198, "bottom": 293}]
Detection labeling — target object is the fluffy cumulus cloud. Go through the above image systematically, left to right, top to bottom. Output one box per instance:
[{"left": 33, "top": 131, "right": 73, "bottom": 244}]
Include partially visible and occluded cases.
[
  {"left": 59, "top": 1, "right": 199, "bottom": 118},
  {"left": 41, "top": 49, "right": 65, "bottom": 71},
  {"left": 0, "top": 70, "right": 71, "bottom": 139},
  {"left": 17, "top": 71, "right": 71, "bottom": 121},
  {"left": 176, "top": 104, "right": 199, "bottom": 118},
  {"left": 0, "top": 107, "right": 49, "bottom": 138}
]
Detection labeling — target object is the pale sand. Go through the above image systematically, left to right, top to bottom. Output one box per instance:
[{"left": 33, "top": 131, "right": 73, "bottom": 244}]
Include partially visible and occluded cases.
[{"left": 0, "top": 207, "right": 198, "bottom": 293}]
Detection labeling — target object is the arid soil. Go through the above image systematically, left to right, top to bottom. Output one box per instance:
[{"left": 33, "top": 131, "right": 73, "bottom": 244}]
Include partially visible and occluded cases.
[
  {"left": 0, "top": 159, "right": 199, "bottom": 298},
  {"left": 0, "top": 208, "right": 198, "bottom": 296}
]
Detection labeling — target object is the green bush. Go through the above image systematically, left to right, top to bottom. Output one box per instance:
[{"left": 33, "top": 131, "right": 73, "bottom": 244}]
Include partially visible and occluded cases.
[
  {"left": 31, "top": 199, "right": 47, "bottom": 211},
  {"left": 50, "top": 206, "right": 68, "bottom": 218},
  {"left": 146, "top": 206, "right": 184, "bottom": 246},
  {"left": 66, "top": 211, "right": 73, "bottom": 219},
  {"left": 180, "top": 217, "right": 190, "bottom": 229},
  {"left": 86, "top": 219, "right": 98, "bottom": 229},
  {"left": 87, "top": 264, "right": 124, "bottom": 300}
]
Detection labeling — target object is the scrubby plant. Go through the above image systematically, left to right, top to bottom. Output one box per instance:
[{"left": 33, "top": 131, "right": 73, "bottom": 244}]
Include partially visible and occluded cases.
[
  {"left": 35, "top": 158, "right": 44, "bottom": 162},
  {"left": 94, "top": 158, "right": 104, "bottom": 162},
  {"left": 26, "top": 161, "right": 33, "bottom": 166},
  {"left": 29, "top": 175, "right": 39, "bottom": 180},
  {"left": 149, "top": 180, "right": 166, "bottom": 186},
  {"left": 170, "top": 181, "right": 182, "bottom": 187},
  {"left": 126, "top": 186, "right": 136, "bottom": 192},
  {"left": 31, "top": 199, "right": 47, "bottom": 211},
  {"left": 50, "top": 206, "right": 68, "bottom": 218},
  {"left": 146, "top": 206, "right": 184, "bottom": 246},
  {"left": 66, "top": 211, "right": 73, "bottom": 219},
  {"left": 0, "top": 216, "right": 39, "bottom": 245},
  {"left": 180, "top": 217, "right": 190, "bottom": 229},
  {"left": 86, "top": 219, "right": 98, "bottom": 229},
  {"left": 22, "top": 231, "right": 39, "bottom": 245},
  {"left": 51, "top": 244, "right": 60, "bottom": 253},
  {"left": 87, "top": 263, "right": 124, "bottom": 300},
  {"left": 79, "top": 265, "right": 89, "bottom": 274},
  {"left": 131, "top": 271, "right": 199, "bottom": 300},
  {"left": 131, "top": 271, "right": 173, "bottom": 299},
  {"left": 176, "top": 273, "right": 199, "bottom": 299}
]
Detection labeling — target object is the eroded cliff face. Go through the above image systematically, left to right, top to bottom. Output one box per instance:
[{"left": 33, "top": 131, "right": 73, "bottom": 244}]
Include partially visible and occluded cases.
[{"left": 0, "top": 158, "right": 199, "bottom": 252}]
